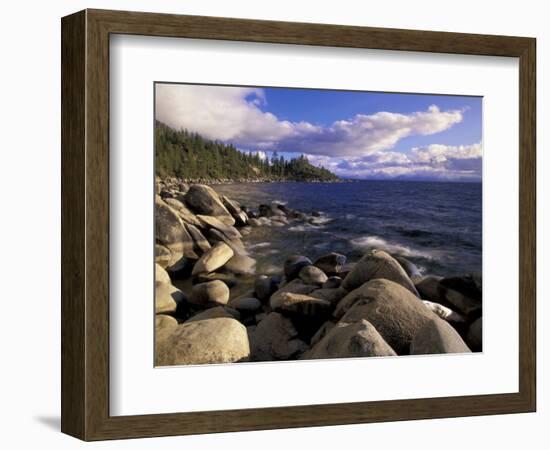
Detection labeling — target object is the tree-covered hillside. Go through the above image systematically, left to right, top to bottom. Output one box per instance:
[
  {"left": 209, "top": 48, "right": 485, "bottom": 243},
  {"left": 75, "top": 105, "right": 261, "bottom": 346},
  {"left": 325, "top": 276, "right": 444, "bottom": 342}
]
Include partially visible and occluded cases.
[{"left": 155, "top": 122, "right": 339, "bottom": 182}]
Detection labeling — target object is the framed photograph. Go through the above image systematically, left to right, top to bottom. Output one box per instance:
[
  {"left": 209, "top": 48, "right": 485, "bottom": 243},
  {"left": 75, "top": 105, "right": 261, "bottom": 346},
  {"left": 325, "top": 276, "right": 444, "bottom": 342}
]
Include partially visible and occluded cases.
[{"left": 61, "top": 9, "right": 536, "bottom": 440}]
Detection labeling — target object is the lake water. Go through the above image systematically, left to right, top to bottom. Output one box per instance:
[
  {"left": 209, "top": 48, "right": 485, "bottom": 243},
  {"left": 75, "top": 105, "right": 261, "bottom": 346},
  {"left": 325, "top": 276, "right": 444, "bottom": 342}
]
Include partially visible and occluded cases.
[{"left": 214, "top": 180, "right": 482, "bottom": 278}]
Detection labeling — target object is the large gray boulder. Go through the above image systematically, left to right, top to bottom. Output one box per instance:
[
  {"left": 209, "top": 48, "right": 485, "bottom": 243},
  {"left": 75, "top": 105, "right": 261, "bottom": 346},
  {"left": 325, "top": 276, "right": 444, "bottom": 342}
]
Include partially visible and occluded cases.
[
  {"left": 184, "top": 184, "right": 235, "bottom": 226},
  {"left": 155, "top": 197, "right": 198, "bottom": 259},
  {"left": 165, "top": 199, "right": 203, "bottom": 228},
  {"left": 197, "top": 215, "right": 242, "bottom": 240},
  {"left": 192, "top": 242, "right": 234, "bottom": 275},
  {"left": 342, "top": 249, "right": 419, "bottom": 296},
  {"left": 314, "top": 252, "right": 347, "bottom": 274},
  {"left": 284, "top": 255, "right": 313, "bottom": 281},
  {"left": 299, "top": 265, "right": 328, "bottom": 285},
  {"left": 336, "top": 279, "right": 437, "bottom": 354},
  {"left": 188, "top": 280, "right": 230, "bottom": 308},
  {"left": 155, "top": 283, "right": 186, "bottom": 314},
  {"left": 248, "top": 312, "right": 308, "bottom": 361},
  {"left": 156, "top": 318, "right": 250, "bottom": 365},
  {"left": 410, "top": 318, "right": 471, "bottom": 355},
  {"left": 304, "top": 320, "right": 397, "bottom": 360}
]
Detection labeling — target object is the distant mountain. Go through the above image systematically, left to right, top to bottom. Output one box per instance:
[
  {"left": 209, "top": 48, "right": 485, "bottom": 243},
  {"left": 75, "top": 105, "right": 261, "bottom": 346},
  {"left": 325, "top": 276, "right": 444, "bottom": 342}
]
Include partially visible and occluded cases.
[{"left": 155, "top": 122, "right": 340, "bottom": 182}]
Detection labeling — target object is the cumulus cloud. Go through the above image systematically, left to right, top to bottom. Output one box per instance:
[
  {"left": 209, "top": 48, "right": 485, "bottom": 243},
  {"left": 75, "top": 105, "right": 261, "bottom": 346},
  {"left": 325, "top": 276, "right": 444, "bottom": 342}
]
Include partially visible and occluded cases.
[
  {"left": 155, "top": 84, "right": 463, "bottom": 157},
  {"left": 325, "top": 142, "right": 482, "bottom": 181}
]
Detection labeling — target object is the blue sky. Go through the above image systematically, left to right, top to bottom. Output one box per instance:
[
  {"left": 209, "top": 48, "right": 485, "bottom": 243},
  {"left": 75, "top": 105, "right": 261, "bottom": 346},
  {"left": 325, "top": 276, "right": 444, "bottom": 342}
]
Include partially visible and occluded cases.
[{"left": 156, "top": 83, "right": 482, "bottom": 181}]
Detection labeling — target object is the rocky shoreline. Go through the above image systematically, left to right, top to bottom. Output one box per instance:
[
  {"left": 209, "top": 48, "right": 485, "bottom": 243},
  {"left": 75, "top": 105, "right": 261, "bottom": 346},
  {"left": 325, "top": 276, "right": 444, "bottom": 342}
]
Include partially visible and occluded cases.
[{"left": 155, "top": 177, "right": 482, "bottom": 366}]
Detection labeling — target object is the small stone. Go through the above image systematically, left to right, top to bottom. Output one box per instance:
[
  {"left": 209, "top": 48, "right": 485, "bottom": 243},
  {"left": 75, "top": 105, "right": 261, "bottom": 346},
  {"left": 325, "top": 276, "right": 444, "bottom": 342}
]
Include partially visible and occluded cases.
[
  {"left": 299, "top": 265, "right": 328, "bottom": 285},
  {"left": 189, "top": 280, "right": 230, "bottom": 308}
]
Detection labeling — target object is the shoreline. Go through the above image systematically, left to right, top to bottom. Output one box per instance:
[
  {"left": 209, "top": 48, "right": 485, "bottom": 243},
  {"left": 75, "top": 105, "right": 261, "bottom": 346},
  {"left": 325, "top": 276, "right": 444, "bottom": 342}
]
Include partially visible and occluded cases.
[{"left": 155, "top": 178, "right": 483, "bottom": 366}]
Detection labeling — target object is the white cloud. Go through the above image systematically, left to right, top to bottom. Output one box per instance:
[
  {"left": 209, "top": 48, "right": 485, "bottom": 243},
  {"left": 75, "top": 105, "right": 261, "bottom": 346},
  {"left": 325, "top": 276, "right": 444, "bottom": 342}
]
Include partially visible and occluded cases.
[{"left": 155, "top": 84, "right": 463, "bottom": 157}]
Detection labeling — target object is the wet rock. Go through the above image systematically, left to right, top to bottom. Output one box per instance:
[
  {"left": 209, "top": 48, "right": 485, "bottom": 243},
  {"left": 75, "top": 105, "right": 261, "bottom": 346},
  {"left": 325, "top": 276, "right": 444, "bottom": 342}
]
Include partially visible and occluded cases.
[
  {"left": 184, "top": 184, "right": 235, "bottom": 226},
  {"left": 221, "top": 195, "right": 249, "bottom": 226},
  {"left": 248, "top": 218, "right": 262, "bottom": 227},
  {"left": 192, "top": 242, "right": 234, "bottom": 275},
  {"left": 342, "top": 249, "right": 419, "bottom": 296},
  {"left": 314, "top": 252, "right": 347, "bottom": 274},
  {"left": 284, "top": 255, "right": 313, "bottom": 281},
  {"left": 395, "top": 256, "right": 423, "bottom": 282},
  {"left": 299, "top": 265, "right": 328, "bottom": 285},
  {"left": 415, "top": 275, "right": 443, "bottom": 301},
  {"left": 439, "top": 275, "right": 482, "bottom": 316},
  {"left": 269, "top": 279, "right": 318, "bottom": 306},
  {"left": 336, "top": 279, "right": 437, "bottom": 355},
  {"left": 189, "top": 280, "right": 230, "bottom": 308},
  {"left": 155, "top": 283, "right": 186, "bottom": 314},
  {"left": 229, "top": 295, "right": 262, "bottom": 314},
  {"left": 248, "top": 312, "right": 308, "bottom": 361},
  {"left": 156, "top": 318, "right": 250, "bottom": 365},
  {"left": 410, "top": 318, "right": 471, "bottom": 355},
  {"left": 304, "top": 320, "right": 397, "bottom": 360},
  {"left": 310, "top": 321, "right": 336, "bottom": 347}
]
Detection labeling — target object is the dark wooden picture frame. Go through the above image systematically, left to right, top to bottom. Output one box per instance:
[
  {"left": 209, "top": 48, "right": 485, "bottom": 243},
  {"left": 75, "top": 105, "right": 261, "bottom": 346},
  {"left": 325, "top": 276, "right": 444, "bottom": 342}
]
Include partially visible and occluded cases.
[{"left": 61, "top": 9, "right": 536, "bottom": 441}]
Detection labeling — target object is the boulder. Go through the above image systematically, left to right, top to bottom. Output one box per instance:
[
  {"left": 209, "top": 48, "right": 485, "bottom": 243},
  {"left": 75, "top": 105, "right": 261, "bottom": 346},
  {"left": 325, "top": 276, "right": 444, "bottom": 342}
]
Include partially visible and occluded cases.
[
  {"left": 184, "top": 184, "right": 235, "bottom": 225},
  {"left": 221, "top": 195, "right": 249, "bottom": 226},
  {"left": 155, "top": 197, "right": 199, "bottom": 259},
  {"left": 197, "top": 214, "right": 242, "bottom": 240},
  {"left": 248, "top": 218, "right": 262, "bottom": 227},
  {"left": 184, "top": 223, "right": 211, "bottom": 254},
  {"left": 207, "top": 229, "right": 246, "bottom": 255},
  {"left": 192, "top": 242, "right": 234, "bottom": 275},
  {"left": 155, "top": 244, "right": 173, "bottom": 268},
  {"left": 341, "top": 249, "right": 419, "bottom": 296},
  {"left": 314, "top": 252, "right": 347, "bottom": 274},
  {"left": 224, "top": 254, "right": 257, "bottom": 275},
  {"left": 284, "top": 255, "right": 313, "bottom": 281},
  {"left": 395, "top": 256, "right": 423, "bottom": 282},
  {"left": 166, "top": 257, "right": 193, "bottom": 279},
  {"left": 155, "top": 262, "right": 171, "bottom": 284},
  {"left": 299, "top": 265, "right": 328, "bottom": 285},
  {"left": 194, "top": 272, "right": 238, "bottom": 288},
  {"left": 254, "top": 275, "right": 279, "bottom": 302},
  {"left": 415, "top": 275, "right": 443, "bottom": 301},
  {"left": 439, "top": 275, "right": 482, "bottom": 316},
  {"left": 323, "top": 276, "right": 342, "bottom": 289},
  {"left": 269, "top": 278, "right": 318, "bottom": 306},
  {"left": 336, "top": 279, "right": 437, "bottom": 355},
  {"left": 188, "top": 280, "right": 230, "bottom": 308},
  {"left": 155, "top": 283, "right": 186, "bottom": 314},
  {"left": 310, "top": 287, "right": 348, "bottom": 306},
  {"left": 270, "top": 292, "right": 331, "bottom": 318},
  {"left": 229, "top": 295, "right": 262, "bottom": 314},
  {"left": 422, "top": 300, "right": 466, "bottom": 323},
  {"left": 186, "top": 305, "right": 240, "bottom": 323},
  {"left": 248, "top": 312, "right": 308, "bottom": 361},
  {"left": 155, "top": 314, "right": 178, "bottom": 345},
  {"left": 467, "top": 317, "right": 482, "bottom": 351},
  {"left": 156, "top": 318, "right": 250, "bottom": 365},
  {"left": 410, "top": 318, "right": 471, "bottom": 355},
  {"left": 305, "top": 320, "right": 397, "bottom": 360},
  {"left": 310, "top": 321, "right": 336, "bottom": 347}
]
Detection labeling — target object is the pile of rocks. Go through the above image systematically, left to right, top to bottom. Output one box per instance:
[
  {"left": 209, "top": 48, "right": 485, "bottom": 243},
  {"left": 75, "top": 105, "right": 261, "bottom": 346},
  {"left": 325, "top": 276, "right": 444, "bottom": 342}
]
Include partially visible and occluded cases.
[{"left": 155, "top": 179, "right": 482, "bottom": 366}]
